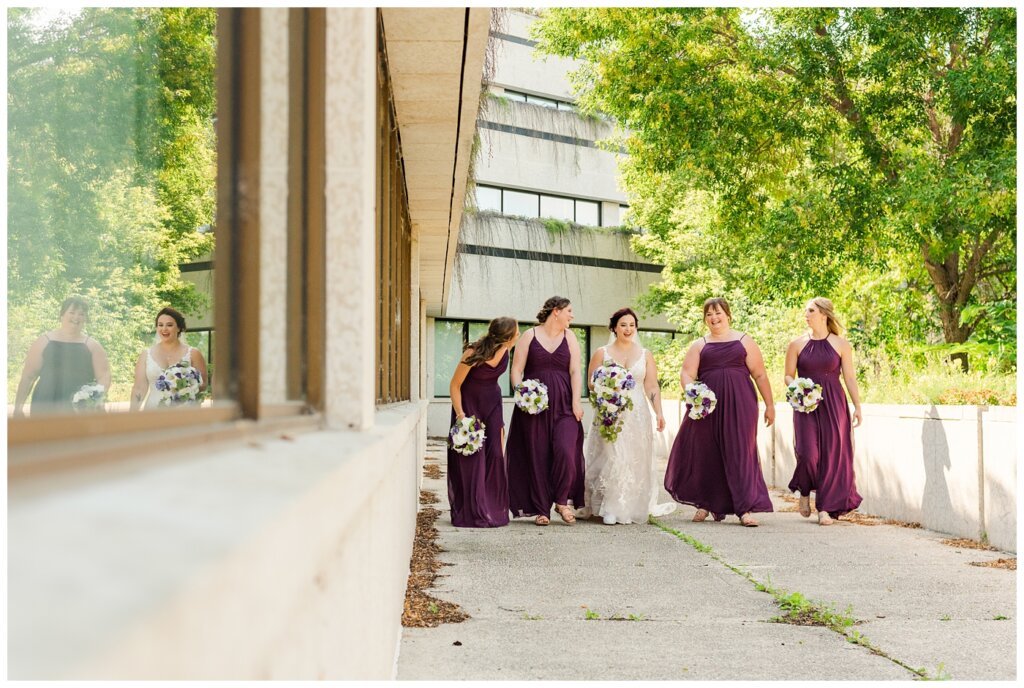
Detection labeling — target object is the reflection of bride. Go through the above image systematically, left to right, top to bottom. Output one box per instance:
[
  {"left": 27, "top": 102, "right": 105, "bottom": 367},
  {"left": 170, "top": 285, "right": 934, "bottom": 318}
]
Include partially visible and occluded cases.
[
  {"left": 129, "top": 307, "right": 208, "bottom": 410},
  {"left": 577, "top": 308, "right": 677, "bottom": 525}
]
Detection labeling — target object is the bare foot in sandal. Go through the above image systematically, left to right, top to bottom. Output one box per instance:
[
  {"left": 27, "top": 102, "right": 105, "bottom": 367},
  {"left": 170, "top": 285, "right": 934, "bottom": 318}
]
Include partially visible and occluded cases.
[
  {"left": 798, "top": 495, "right": 811, "bottom": 518},
  {"left": 555, "top": 504, "right": 576, "bottom": 524},
  {"left": 693, "top": 508, "right": 710, "bottom": 522},
  {"left": 818, "top": 511, "right": 833, "bottom": 526},
  {"left": 740, "top": 513, "right": 759, "bottom": 527},
  {"left": 535, "top": 515, "right": 550, "bottom": 526}
]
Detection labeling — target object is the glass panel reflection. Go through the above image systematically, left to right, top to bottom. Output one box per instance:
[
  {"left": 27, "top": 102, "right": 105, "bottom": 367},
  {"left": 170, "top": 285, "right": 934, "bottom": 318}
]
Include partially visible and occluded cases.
[{"left": 7, "top": 8, "right": 217, "bottom": 415}]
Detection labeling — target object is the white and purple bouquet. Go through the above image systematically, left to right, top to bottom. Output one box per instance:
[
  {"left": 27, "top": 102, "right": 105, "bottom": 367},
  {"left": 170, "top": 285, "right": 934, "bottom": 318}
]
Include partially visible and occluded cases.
[
  {"left": 589, "top": 360, "right": 636, "bottom": 442},
  {"left": 156, "top": 363, "right": 206, "bottom": 407},
  {"left": 786, "top": 377, "right": 823, "bottom": 413},
  {"left": 514, "top": 378, "right": 549, "bottom": 415},
  {"left": 684, "top": 381, "right": 717, "bottom": 420},
  {"left": 72, "top": 382, "right": 106, "bottom": 411},
  {"left": 449, "top": 415, "right": 486, "bottom": 456}
]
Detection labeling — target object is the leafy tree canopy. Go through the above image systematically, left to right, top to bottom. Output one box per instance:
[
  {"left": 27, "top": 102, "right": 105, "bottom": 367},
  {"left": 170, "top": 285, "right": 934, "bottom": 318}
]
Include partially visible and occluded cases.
[{"left": 533, "top": 7, "right": 1015, "bottom": 360}]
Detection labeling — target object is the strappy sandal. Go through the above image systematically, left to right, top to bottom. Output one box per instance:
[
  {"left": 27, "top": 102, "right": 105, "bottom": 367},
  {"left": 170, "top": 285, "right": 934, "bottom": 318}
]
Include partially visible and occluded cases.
[
  {"left": 798, "top": 495, "right": 811, "bottom": 518},
  {"left": 555, "top": 504, "right": 576, "bottom": 524},
  {"left": 693, "top": 508, "right": 710, "bottom": 522},
  {"left": 817, "top": 511, "right": 833, "bottom": 526},
  {"left": 740, "top": 513, "right": 759, "bottom": 527},
  {"left": 535, "top": 515, "right": 550, "bottom": 526}
]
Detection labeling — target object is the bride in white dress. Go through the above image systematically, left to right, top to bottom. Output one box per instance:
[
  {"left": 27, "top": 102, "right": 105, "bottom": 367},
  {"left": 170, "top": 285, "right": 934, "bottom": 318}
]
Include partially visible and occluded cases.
[
  {"left": 129, "top": 307, "right": 209, "bottom": 410},
  {"left": 578, "top": 308, "right": 677, "bottom": 525}
]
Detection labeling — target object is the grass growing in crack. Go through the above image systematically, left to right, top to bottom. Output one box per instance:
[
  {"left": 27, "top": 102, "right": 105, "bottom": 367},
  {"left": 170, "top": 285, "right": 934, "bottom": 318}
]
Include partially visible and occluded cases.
[
  {"left": 649, "top": 516, "right": 933, "bottom": 680},
  {"left": 584, "top": 608, "right": 601, "bottom": 620},
  {"left": 522, "top": 613, "right": 543, "bottom": 621},
  {"left": 608, "top": 613, "right": 647, "bottom": 621},
  {"left": 993, "top": 614, "right": 1009, "bottom": 620},
  {"left": 917, "top": 663, "right": 952, "bottom": 681}
]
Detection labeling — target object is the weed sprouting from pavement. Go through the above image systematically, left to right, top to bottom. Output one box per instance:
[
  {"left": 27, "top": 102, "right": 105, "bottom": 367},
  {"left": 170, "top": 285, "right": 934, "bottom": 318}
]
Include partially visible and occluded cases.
[
  {"left": 648, "top": 516, "right": 935, "bottom": 680},
  {"left": 583, "top": 607, "right": 601, "bottom": 620}
]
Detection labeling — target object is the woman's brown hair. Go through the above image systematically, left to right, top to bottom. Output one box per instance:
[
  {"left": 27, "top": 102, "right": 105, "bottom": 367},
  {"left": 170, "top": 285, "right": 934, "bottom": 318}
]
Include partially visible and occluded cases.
[
  {"left": 702, "top": 297, "right": 732, "bottom": 321},
  {"left": 809, "top": 297, "right": 843, "bottom": 336},
  {"left": 463, "top": 317, "right": 518, "bottom": 367}
]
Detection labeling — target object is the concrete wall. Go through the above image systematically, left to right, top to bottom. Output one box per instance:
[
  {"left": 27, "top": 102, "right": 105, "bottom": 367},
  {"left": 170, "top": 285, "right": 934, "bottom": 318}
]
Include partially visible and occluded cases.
[
  {"left": 659, "top": 401, "right": 1016, "bottom": 552},
  {"left": 8, "top": 404, "right": 426, "bottom": 679}
]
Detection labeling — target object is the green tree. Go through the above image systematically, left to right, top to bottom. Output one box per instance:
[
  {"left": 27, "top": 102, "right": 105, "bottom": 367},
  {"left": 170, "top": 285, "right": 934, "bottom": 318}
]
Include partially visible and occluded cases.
[
  {"left": 7, "top": 8, "right": 216, "bottom": 400},
  {"left": 534, "top": 8, "right": 1015, "bottom": 361}
]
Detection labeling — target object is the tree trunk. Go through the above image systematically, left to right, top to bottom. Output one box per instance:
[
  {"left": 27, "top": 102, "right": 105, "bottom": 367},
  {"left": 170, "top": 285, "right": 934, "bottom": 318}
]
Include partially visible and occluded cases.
[{"left": 922, "top": 244, "right": 972, "bottom": 371}]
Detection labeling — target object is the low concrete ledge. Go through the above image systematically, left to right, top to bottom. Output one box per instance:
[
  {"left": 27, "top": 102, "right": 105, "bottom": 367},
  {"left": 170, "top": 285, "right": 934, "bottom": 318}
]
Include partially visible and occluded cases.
[{"left": 8, "top": 401, "right": 428, "bottom": 679}]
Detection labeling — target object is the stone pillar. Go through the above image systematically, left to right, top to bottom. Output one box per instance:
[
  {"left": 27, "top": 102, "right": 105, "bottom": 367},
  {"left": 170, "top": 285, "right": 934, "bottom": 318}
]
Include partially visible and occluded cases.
[
  {"left": 259, "top": 8, "right": 289, "bottom": 405},
  {"left": 323, "top": 8, "right": 377, "bottom": 430}
]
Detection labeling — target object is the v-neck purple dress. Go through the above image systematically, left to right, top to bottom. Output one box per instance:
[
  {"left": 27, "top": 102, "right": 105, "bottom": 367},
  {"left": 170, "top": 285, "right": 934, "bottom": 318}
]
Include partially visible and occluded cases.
[
  {"left": 506, "top": 332, "right": 586, "bottom": 517},
  {"left": 788, "top": 337, "right": 862, "bottom": 518},
  {"left": 664, "top": 338, "right": 773, "bottom": 518},
  {"left": 448, "top": 350, "right": 510, "bottom": 528}
]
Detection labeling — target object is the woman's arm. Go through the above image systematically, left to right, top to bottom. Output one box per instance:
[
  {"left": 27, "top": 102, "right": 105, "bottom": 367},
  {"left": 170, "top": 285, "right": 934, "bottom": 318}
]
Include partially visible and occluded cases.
[
  {"left": 509, "top": 330, "right": 532, "bottom": 388},
  {"left": 566, "top": 330, "right": 583, "bottom": 421},
  {"left": 13, "top": 335, "right": 47, "bottom": 416},
  {"left": 743, "top": 337, "right": 775, "bottom": 426},
  {"left": 783, "top": 337, "right": 801, "bottom": 386},
  {"left": 837, "top": 337, "right": 863, "bottom": 427},
  {"left": 88, "top": 339, "right": 112, "bottom": 390},
  {"left": 679, "top": 340, "right": 702, "bottom": 388},
  {"left": 189, "top": 348, "right": 210, "bottom": 392},
  {"left": 586, "top": 348, "right": 603, "bottom": 391},
  {"left": 448, "top": 349, "right": 474, "bottom": 419},
  {"left": 644, "top": 349, "right": 666, "bottom": 432},
  {"left": 129, "top": 351, "right": 149, "bottom": 411}
]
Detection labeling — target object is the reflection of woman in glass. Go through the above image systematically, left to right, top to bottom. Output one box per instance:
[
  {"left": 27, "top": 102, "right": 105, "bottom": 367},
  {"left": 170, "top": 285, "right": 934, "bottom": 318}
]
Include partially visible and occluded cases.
[
  {"left": 13, "top": 296, "right": 111, "bottom": 416},
  {"left": 130, "top": 307, "right": 209, "bottom": 410}
]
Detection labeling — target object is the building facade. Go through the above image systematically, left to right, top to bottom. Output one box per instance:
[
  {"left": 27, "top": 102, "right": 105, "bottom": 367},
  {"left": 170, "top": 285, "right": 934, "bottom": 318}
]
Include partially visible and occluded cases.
[
  {"left": 8, "top": 8, "right": 488, "bottom": 679},
  {"left": 426, "top": 10, "right": 679, "bottom": 435}
]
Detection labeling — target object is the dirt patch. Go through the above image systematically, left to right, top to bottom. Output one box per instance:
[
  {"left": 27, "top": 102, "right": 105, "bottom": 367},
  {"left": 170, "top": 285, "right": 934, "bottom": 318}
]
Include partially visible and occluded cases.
[
  {"left": 423, "top": 463, "right": 443, "bottom": 480},
  {"left": 419, "top": 490, "right": 439, "bottom": 506},
  {"left": 778, "top": 493, "right": 815, "bottom": 513},
  {"left": 402, "top": 504, "right": 469, "bottom": 627},
  {"left": 839, "top": 511, "right": 921, "bottom": 529},
  {"left": 941, "top": 537, "right": 997, "bottom": 551},
  {"left": 969, "top": 558, "right": 1016, "bottom": 570},
  {"left": 772, "top": 610, "right": 829, "bottom": 626}
]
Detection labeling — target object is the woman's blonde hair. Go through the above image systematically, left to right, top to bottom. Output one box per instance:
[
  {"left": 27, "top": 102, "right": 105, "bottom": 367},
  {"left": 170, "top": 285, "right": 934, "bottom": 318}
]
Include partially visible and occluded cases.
[{"left": 810, "top": 297, "right": 843, "bottom": 336}]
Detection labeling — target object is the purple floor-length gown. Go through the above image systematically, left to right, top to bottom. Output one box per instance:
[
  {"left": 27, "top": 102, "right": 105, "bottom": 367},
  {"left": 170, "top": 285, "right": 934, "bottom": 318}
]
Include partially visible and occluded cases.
[
  {"left": 506, "top": 332, "right": 586, "bottom": 517},
  {"left": 664, "top": 337, "right": 773, "bottom": 518},
  {"left": 787, "top": 337, "right": 862, "bottom": 518},
  {"left": 448, "top": 351, "right": 510, "bottom": 528}
]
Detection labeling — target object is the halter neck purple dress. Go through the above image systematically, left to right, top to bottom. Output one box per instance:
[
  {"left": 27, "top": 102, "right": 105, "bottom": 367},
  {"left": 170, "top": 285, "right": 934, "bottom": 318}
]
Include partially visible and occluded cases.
[
  {"left": 506, "top": 331, "right": 586, "bottom": 517},
  {"left": 664, "top": 337, "right": 773, "bottom": 518},
  {"left": 788, "top": 337, "right": 862, "bottom": 518},
  {"left": 447, "top": 350, "right": 510, "bottom": 528}
]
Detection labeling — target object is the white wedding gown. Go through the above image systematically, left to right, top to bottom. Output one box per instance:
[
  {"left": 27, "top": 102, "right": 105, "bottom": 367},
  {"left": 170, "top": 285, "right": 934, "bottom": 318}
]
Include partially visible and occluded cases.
[
  {"left": 144, "top": 346, "right": 197, "bottom": 409},
  {"left": 578, "top": 347, "right": 678, "bottom": 524}
]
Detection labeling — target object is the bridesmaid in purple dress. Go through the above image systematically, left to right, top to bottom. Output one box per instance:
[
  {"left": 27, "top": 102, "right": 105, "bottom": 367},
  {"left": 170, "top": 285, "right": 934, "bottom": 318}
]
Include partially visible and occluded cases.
[
  {"left": 506, "top": 296, "right": 586, "bottom": 526},
  {"left": 664, "top": 297, "right": 775, "bottom": 526},
  {"left": 785, "top": 297, "right": 863, "bottom": 525},
  {"left": 447, "top": 317, "right": 520, "bottom": 528}
]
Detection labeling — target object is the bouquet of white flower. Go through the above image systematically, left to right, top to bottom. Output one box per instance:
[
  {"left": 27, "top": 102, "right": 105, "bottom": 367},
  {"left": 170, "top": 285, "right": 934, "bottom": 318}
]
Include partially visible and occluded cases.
[
  {"left": 589, "top": 360, "right": 636, "bottom": 442},
  {"left": 155, "top": 363, "right": 206, "bottom": 407},
  {"left": 786, "top": 377, "right": 823, "bottom": 413},
  {"left": 514, "top": 378, "right": 549, "bottom": 415},
  {"left": 684, "top": 381, "right": 717, "bottom": 420},
  {"left": 72, "top": 382, "right": 106, "bottom": 411},
  {"left": 448, "top": 415, "right": 486, "bottom": 456}
]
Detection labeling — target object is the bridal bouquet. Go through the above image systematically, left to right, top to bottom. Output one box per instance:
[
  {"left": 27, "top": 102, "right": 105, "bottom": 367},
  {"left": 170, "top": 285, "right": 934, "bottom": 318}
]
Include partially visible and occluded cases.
[
  {"left": 589, "top": 360, "right": 636, "bottom": 442},
  {"left": 155, "top": 363, "right": 206, "bottom": 407},
  {"left": 786, "top": 377, "right": 822, "bottom": 413},
  {"left": 514, "top": 379, "right": 549, "bottom": 414},
  {"left": 684, "top": 381, "right": 717, "bottom": 420},
  {"left": 72, "top": 382, "right": 106, "bottom": 411},
  {"left": 448, "top": 415, "right": 486, "bottom": 457}
]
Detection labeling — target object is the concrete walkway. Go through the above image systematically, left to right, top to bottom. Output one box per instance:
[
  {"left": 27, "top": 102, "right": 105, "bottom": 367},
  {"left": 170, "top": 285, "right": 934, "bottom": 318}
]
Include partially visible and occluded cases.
[{"left": 398, "top": 441, "right": 1015, "bottom": 681}]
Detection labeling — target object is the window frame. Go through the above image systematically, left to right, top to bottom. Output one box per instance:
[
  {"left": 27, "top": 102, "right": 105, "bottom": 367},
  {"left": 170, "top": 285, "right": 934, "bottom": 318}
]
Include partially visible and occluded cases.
[{"left": 7, "top": 8, "right": 326, "bottom": 469}]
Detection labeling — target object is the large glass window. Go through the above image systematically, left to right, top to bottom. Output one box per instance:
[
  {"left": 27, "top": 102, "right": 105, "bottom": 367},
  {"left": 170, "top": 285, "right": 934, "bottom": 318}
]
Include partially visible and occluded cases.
[
  {"left": 8, "top": 8, "right": 218, "bottom": 416},
  {"left": 476, "top": 185, "right": 502, "bottom": 212},
  {"left": 502, "top": 189, "right": 540, "bottom": 218},
  {"left": 540, "top": 194, "right": 574, "bottom": 222},
  {"left": 575, "top": 200, "right": 600, "bottom": 226},
  {"left": 433, "top": 321, "right": 466, "bottom": 397}
]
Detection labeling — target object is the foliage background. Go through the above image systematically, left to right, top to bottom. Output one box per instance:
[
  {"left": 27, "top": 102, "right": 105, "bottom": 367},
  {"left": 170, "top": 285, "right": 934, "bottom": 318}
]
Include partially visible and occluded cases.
[
  {"left": 532, "top": 7, "right": 1016, "bottom": 405},
  {"left": 7, "top": 8, "right": 216, "bottom": 402}
]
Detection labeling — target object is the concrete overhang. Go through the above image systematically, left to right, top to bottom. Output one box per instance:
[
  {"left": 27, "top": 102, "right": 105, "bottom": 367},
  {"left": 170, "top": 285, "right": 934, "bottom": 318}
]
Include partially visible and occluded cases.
[{"left": 380, "top": 8, "right": 490, "bottom": 317}]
